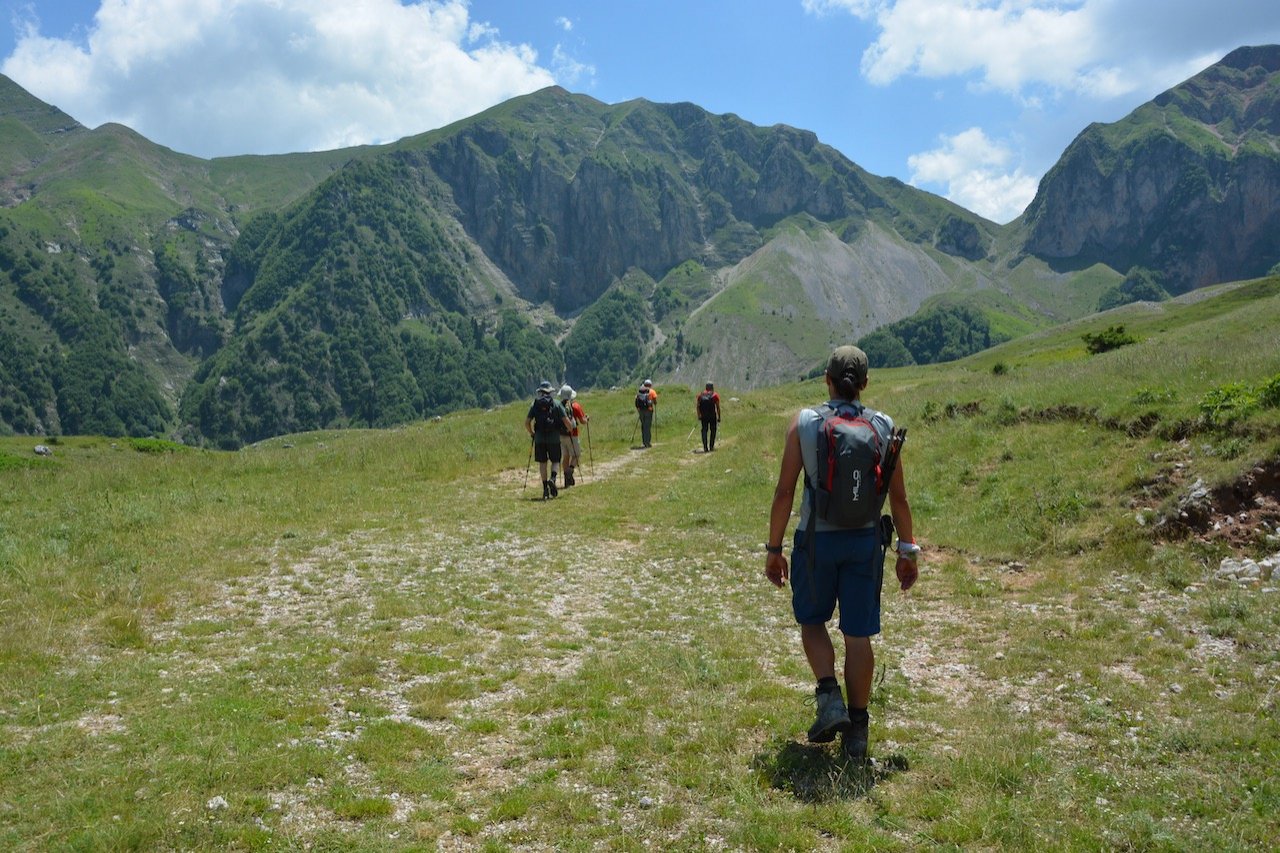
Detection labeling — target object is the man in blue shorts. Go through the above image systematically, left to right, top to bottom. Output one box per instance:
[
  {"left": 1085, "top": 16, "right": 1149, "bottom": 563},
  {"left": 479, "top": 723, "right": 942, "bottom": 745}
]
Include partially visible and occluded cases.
[{"left": 764, "top": 346, "right": 920, "bottom": 760}]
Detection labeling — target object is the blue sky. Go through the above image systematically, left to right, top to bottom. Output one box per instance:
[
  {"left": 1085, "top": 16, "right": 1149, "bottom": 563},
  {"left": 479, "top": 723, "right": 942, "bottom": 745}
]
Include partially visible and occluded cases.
[{"left": 3, "top": 1, "right": 1278, "bottom": 223}]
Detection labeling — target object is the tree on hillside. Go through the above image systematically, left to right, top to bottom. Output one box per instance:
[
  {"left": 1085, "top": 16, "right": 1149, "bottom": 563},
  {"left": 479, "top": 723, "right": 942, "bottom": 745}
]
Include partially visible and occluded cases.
[
  {"left": 1097, "top": 266, "right": 1169, "bottom": 312},
  {"left": 562, "top": 288, "right": 652, "bottom": 388},
  {"left": 858, "top": 304, "right": 992, "bottom": 367},
  {"left": 858, "top": 329, "right": 915, "bottom": 368}
]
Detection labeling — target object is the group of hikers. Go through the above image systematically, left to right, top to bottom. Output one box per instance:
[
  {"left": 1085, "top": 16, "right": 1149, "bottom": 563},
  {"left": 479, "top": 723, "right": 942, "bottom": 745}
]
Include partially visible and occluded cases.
[
  {"left": 521, "top": 346, "right": 919, "bottom": 763},
  {"left": 632, "top": 378, "right": 722, "bottom": 451},
  {"left": 524, "top": 379, "right": 726, "bottom": 499}
]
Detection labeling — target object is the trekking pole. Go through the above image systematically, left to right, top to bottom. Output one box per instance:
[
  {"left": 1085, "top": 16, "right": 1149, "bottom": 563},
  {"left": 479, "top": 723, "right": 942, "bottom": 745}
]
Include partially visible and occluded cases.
[
  {"left": 629, "top": 416, "right": 639, "bottom": 447},
  {"left": 585, "top": 421, "right": 594, "bottom": 479},
  {"left": 523, "top": 436, "right": 533, "bottom": 491}
]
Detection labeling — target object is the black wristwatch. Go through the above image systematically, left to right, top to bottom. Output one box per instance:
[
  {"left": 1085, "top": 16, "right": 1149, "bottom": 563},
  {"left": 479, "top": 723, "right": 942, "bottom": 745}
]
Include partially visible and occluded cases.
[{"left": 765, "top": 544, "right": 784, "bottom": 555}]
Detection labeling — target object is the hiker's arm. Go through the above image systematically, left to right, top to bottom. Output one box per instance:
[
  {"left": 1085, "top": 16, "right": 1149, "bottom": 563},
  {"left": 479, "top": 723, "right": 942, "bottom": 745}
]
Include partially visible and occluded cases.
[
  {"left": 716, "top": 400, "right": 721, "bottom": 421},
  {"left": 765, "top": 415, "right": 803, "bottom": 587},
  {"left": 525, "top": 416, "right": 534, "bottom": 437},
  {"left": 888, "top": 462, "right": 918, "bottom": 591}
]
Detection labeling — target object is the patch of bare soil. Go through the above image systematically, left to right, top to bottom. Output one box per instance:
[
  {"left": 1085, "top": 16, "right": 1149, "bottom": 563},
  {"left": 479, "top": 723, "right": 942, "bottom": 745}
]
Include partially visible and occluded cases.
[{"left": 1151, "top": 455, "right": 1280, "bottom": 549}]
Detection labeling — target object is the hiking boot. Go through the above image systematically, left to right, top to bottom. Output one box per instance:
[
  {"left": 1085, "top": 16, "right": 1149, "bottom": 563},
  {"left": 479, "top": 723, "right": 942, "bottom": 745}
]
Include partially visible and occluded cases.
[
  {"left": 564, "top": 469, "right": 575, "bottom": 487},
  {"left": 548, "top": 478, "right": 558, "bottom": 498},
  {"left": 542, "top": 480, "right": 551, "bottom": 500},
  {"left": 806, "top": 685, "right": 852, "bottom": 744},
  {"left": 841, "top": 710, "right": 869, "bottom": 761}
]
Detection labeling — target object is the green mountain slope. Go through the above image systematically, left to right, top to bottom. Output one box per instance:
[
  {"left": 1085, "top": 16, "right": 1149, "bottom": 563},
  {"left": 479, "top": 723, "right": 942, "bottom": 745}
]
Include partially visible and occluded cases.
[
  {"left": 1019, "top": 44, "right": 1280, "bottom": 290},
  {"left": 4, "top": 46, "right": 1280, "bottom": 446},
  {"left": 0, "top": 75, "right": 374, "bottom": 436},
  {"left": 186, "top": 88, "right": 1011, "bottom": 442},
  {"left": 179, "top": 154, "right": 562, "bottom": 447}
]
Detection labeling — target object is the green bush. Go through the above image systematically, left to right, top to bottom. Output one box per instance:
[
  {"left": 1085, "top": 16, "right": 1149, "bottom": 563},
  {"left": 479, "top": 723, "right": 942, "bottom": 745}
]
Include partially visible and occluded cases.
[
  {"left": 1081, "top": 324, "right": 1137, "bottom": 354},
  {"left": 1198, "top": 373, "right": 1280, "bottom": 424},
  {"left": 1258, "top": 374, "right": 1280, "bottom": 408},
  {"left": 1198, "top": 382, "right": 1257, "bottom": 420}
]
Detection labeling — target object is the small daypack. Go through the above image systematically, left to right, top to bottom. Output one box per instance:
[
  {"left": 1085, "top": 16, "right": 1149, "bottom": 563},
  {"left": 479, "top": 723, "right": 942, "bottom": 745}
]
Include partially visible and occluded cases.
[
  {"left": 635, "top": 390, "right": 653, "bottom": 412},
  {"left": 697, "top": 391, "right": 717, "bottom": 419},
  {"left": 532, "top": 396, "right": 562, "bottom": 433},
  {"left": 809, "top": 403, "right": 889, "bottom": 528},
  {"left": 801, "top": 405, "right": 907, "bottom": 610}
]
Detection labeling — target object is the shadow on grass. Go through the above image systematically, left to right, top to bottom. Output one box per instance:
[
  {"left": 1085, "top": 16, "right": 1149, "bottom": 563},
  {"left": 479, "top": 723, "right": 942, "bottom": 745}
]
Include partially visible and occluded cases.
[{"left": 752, "top": 738, "right": 909, "bottom": 803}]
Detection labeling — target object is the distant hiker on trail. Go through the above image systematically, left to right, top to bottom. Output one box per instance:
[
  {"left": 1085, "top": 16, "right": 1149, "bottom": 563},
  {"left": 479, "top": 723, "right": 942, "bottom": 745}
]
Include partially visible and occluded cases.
[
  {"left": 764, "top": 345, "right": 918, "bottom": 762},
  {"left": 635, "top": 378, "right": 658, "bottom": 448},
  {"left": 525, "top": 380, "right": 574, "bottom": 500},
  {"left": 696, "top": 382, "right": 721, "bottom": 452},
  {"left": 558, "top": 384, "right": 589, "bottom": 487}
]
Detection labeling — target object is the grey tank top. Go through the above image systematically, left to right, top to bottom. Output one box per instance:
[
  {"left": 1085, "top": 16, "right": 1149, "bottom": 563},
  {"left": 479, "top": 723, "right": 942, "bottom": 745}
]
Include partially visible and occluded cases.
[{"left": 797, "top": 399, "right": 895, "bottom": 532}]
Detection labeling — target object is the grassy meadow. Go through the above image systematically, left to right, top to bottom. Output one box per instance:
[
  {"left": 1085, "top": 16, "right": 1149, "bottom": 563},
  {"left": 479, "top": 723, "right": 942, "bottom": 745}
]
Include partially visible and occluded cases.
[{"left": 2, "top": 279, "right": 1279, "bottom": 850}]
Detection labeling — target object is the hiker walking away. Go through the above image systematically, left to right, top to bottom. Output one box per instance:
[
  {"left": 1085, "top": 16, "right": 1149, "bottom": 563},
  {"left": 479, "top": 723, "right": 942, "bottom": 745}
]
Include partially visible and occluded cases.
[
  {"left": 763, "top": 345, "right": 919, "bottom": 761},
  {"left": 635, "top": 378, "right": 658, "bottom": 447},
  {"left": 525, "top": 380, "right": 574, "bottom": 499},
  {"left": 696, "top": 382, "right": 721, "bottom": 452},
  {"left": 558, "top": 384, "right": 589, "bottom": 487}
]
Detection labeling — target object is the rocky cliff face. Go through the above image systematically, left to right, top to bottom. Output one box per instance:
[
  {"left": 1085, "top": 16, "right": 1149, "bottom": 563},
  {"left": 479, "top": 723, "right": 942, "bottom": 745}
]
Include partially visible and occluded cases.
[
  {"left": 1021, "top": 45, "right": 1280, "bottom": 290},
  {"left": 419, "top": 89, "right": 944, "bottom": 314}
]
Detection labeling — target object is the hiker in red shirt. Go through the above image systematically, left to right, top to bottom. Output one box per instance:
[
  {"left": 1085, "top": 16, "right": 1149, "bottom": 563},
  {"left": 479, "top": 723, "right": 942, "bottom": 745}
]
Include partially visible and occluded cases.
[
  {"left": 696, "top": 382, "right": 721, "bottom": 452},
  {"left": 558, "top": 384, "right": 589, "bottom": 487}
]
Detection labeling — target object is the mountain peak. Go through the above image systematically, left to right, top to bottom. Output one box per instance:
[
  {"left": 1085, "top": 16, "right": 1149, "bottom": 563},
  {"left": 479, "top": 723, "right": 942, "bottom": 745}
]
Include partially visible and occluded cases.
[{"left": 1219, "top": 44, "right": 1280, "bottom": 72}]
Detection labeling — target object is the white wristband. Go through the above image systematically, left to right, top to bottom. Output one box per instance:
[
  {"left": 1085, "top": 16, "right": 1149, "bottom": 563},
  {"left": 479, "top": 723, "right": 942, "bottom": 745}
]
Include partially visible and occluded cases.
[{"left": 896, "top": 541, "right": 921, "bottom": 559}]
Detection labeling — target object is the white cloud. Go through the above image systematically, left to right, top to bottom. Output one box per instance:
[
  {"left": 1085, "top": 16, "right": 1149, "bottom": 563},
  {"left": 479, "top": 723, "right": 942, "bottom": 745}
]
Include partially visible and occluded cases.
[
  {"left": 1, "top": 0, "right": 557, "bottom": 158},
  {"left": 801, "top": 0, "right": 882, "bottom": 15},
  {"left": 807, "top": 0, "right": 1280, "bottom": 101},
  {"left": 868, "top": 1, "right": 1104, "bottom": 93},
  {"left": 556, "top": 16, "right": 573, "bottom": 32},
  {"left": 907, "top": 127, "right": 1038, "bottom": 223}
]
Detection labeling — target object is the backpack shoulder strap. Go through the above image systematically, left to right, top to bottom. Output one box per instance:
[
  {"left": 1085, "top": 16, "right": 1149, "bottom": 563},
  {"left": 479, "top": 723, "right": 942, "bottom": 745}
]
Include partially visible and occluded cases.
[{"left": 803, "top": 404, "right": 829, "bottom": 489}]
